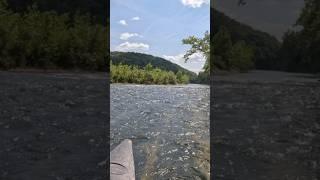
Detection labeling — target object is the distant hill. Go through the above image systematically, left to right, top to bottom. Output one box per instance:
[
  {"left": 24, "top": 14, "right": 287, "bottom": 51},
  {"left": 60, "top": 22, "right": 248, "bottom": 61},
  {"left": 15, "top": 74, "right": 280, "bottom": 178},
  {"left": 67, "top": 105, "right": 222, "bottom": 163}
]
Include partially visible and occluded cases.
[
  {"left": 212, "top": 9, "right": 281, "bottom": 70},
  {"left": 110, "top": 51, "right": 197, "bottom": 78}
]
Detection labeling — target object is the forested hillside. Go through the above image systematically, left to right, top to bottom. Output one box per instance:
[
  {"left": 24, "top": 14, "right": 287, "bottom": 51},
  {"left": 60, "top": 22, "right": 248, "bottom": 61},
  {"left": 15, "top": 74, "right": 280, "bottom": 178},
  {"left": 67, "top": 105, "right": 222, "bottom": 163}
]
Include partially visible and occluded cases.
[
  {"left": 212, "top": 9, "right": 281, "bottom": 70},
  {"left": 111, "top": 51, "right": 197, "bottom": 79}
]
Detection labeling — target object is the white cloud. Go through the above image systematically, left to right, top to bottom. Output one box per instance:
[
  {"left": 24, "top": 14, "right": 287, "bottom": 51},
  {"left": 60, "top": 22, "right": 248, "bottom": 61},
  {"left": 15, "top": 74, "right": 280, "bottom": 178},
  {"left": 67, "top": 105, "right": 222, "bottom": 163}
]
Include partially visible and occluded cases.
[
  {"left": 181, "top": 0, "right": 209, "bottom": 8},
  {"left": 131, "top": 16, "right": 140, "bottom": 21},
  {"left": 118, "top": 20, "right": 127, "bottom": 26},
  {"left": 120, "top": 33, "right": 141, "bottom": 40},
  {"left": 115, "top": 42, "right": 150, "bottom": 52},
  {"left": 163, "top": 52, "right": 206, "bottom": 73}
]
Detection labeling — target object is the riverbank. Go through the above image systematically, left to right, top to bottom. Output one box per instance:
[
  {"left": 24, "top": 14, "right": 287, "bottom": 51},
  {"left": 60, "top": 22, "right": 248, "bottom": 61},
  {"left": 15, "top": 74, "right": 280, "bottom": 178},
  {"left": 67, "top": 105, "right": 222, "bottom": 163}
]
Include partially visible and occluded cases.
[
  {"left": 212, "top": 70, "right": 320, "bottom": 179},
  {"left": 0, "top": 71, "right": 108, "bottom": 180}
]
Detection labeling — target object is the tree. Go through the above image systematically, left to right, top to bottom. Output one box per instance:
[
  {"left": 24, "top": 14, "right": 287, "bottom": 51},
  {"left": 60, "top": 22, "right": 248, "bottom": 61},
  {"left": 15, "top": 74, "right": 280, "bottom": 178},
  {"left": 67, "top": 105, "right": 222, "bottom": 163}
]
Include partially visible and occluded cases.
[
  {"left": 0, "top": 0, "right": 107, "bottom": 70},
  {"left": 279, "top": 0, "right": 320, "bottom": 73},
  {"left": 295, "top": 0, "right": 320, "bottom": 73},
  {"left": 212, "top": 26, "right": 233, "bottom": 70},
  {"left": 183, "top": 31, "right": 210, "bottom": 72},
  {"left": 228, "top": 41, "right": 254, "bottom": 72},
  {"left": 110, "top": 62, "right": 188, "bottom": 85},
  {"left": 144, "top": 63, "right": 153, "bottom": 71},
  {"left": 176, "top": 70, "right": 183, "bottom": 83},
  {"left": 197, "top": 71, "right": 209, "bottom": 84},
  {"left": 180, "top": 74, "right": 189, "bottom": 84}
]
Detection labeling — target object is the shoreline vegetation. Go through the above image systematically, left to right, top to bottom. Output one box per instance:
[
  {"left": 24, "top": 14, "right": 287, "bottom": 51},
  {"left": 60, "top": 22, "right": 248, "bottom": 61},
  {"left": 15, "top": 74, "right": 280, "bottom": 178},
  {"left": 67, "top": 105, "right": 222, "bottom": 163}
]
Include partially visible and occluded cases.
[
  {"left": 0, "top": 0, "right": 107, "bottom": 71},
  {"left": 111, "top": 62, "right": 189, "bottom": 85}
]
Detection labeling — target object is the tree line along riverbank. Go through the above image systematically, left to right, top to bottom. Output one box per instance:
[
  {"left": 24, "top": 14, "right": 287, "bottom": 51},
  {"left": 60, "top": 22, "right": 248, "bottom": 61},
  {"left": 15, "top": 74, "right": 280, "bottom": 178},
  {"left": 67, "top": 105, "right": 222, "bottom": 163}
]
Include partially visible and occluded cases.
[
  {"left": 0, "top": 0, "right": 107, "bottom": 71},
  {"left": 111, "top": 62, "right": 190, "bottom": 84}
]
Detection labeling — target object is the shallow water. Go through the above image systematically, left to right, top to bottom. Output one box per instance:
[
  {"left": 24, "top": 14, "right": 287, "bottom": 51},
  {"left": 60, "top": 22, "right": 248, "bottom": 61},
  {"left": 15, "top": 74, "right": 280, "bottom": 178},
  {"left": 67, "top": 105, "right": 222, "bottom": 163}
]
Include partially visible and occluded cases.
[{"left": 110, "top": 84, "right": 210, "bottom": 179}]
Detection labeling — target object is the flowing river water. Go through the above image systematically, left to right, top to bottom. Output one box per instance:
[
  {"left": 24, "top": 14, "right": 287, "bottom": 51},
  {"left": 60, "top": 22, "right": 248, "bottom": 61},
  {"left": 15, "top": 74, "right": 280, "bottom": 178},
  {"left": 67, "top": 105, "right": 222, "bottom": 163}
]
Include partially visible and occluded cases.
[{"left": 110, "top": 84, "right": 210, "bottom": 179}]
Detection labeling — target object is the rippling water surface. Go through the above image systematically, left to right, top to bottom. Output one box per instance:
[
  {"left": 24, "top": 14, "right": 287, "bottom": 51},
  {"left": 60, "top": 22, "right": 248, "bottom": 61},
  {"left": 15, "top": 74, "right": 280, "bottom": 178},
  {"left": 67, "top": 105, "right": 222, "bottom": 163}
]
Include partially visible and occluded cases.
[{"left": 111, "top": 84, "right": 210, "bottom": 179}]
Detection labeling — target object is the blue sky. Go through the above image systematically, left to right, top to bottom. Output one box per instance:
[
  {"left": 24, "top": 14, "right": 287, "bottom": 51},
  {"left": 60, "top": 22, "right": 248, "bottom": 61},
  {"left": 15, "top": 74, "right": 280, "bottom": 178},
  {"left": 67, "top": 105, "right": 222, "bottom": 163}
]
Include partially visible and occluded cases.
[{"left": 110, "top": 0, "right": 210, "bottom": 73}]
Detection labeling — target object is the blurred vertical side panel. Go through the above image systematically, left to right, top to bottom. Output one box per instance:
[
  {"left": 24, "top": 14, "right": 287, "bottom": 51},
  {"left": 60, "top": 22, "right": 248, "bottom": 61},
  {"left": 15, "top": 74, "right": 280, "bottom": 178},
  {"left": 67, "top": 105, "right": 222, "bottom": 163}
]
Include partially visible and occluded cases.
[
  {"left": 0, "top": 0, "right": 109, "bottom": 179},
  {"left": 210, "top": 0, "right": 214, "bottom": 178},
  {"left": 212, "top": 0, "right": 320, "bottom": 179}
]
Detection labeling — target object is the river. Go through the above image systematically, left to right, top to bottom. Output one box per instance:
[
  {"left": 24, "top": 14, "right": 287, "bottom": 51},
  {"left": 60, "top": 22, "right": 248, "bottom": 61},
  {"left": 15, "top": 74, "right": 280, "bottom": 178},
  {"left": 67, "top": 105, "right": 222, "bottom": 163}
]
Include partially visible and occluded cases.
[{"left": 110, "top": 84, "right": 210, "bottom": 179}]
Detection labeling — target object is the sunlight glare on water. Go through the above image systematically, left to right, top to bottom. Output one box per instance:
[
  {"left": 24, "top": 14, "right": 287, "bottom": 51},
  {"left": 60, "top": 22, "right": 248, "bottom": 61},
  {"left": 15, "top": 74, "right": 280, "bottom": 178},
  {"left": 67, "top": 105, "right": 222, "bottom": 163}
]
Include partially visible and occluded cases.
[{"left": 110, "top": 84, "right": 210, "bottom": 179}]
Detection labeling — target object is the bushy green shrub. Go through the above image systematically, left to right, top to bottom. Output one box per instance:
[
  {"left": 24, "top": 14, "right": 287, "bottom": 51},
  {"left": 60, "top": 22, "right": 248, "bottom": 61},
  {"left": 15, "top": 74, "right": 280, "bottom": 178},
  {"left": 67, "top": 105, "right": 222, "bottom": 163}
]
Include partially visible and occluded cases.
[
  {"left": 110, "top": 62, "right": 189, "bottom": 85},
  {"left": 176, "top": 70, "right": 189, "bottom": 84}
]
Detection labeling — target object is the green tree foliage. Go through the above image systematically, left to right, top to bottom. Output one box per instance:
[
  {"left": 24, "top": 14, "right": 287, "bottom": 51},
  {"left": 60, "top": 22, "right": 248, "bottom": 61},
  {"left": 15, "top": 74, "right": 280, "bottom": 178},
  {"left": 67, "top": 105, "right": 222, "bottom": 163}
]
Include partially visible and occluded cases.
[
  {"left": 0, "top": 0, "right": 107, "bottom": 70},
  {"left": 5, "top": 0, "right": 106, "bottom": 24},
  {"left": 278, "top": 0, "right": 320, "bottom": 73},
  {"left": 296, "top": 0, "right": 320, "bottom": 30},
  {"left": 212, "top": 9, "right": 280, "bottom": 70},
  {"left": 183, "top": 27, "right": 254, "bottom": 74},
  {"left": 212, "top": 27, "right": 233, "bottom": 70},
  {"left": 182, "top": 31, "right": 210, "bottom": 72},
  {"left": 182, "top": 31, "right": 211, "bottom": 84},
  {"left": 277, "top": 31, "right": 304, "bottom": 71},
  {"left": 228, "top": 41, "right": 254, "bottom": 72},
  {"left": 111, "top": 51, "right": 197, "bottom": 79},
  {"left": 110, "top": 63, "right": 189, "bottom": 85},
  {"left": 145, "top": 63, "right": 153, "bottom": 71},
  {"left": 176, "top": 70, "right": 189, "bottom": 84},
  {"left": 195, "top": 71, "right": 209, "bottom": 84}
]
